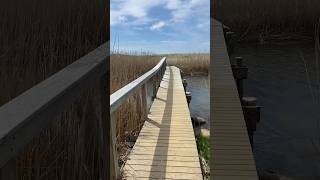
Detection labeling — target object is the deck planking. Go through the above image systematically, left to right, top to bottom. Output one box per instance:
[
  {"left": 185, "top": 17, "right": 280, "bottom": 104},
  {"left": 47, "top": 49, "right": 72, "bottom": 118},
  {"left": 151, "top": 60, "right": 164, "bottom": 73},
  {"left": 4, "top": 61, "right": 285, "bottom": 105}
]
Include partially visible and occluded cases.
[
  {"left": 210, "top": 19, "right": 259, "bottom": 179},
  {"left": 123, "top": 66, "right": 202, "bottom": 180}
]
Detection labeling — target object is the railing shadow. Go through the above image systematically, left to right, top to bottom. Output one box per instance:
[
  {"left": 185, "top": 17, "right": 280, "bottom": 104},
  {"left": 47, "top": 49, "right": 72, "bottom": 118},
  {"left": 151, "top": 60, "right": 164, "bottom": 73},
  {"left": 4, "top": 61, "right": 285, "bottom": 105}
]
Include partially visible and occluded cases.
[{"left": 149, "top": 67, "right": 174, "bottom": 179}]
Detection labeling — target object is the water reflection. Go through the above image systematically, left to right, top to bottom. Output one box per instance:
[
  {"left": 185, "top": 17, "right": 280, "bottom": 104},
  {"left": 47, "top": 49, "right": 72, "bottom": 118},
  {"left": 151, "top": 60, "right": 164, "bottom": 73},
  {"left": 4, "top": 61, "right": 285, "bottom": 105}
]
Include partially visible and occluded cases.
[{"left": 184, "top": 75, "right": 209, "bottom": 129}]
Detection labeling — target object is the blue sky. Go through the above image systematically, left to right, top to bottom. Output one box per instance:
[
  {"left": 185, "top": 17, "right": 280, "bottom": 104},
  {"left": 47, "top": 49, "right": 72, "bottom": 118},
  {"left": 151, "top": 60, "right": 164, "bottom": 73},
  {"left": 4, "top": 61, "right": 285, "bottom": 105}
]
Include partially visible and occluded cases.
[{"left": 111, "top": 0, "right": 209, "bottom": 54}]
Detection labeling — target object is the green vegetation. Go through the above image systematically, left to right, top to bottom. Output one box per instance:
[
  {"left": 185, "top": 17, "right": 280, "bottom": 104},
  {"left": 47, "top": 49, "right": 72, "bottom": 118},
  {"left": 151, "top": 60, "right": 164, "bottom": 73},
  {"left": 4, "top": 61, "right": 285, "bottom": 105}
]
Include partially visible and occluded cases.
[{"left": 197, "top": 133, "right": 210, "bottom": 162}]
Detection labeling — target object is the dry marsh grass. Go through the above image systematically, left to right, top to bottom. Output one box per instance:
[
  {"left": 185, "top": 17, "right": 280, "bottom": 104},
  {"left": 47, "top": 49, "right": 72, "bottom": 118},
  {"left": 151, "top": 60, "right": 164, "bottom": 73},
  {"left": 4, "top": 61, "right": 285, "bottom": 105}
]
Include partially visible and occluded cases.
[
  {"left": 0, "top": 0, "right": 107, "bottom": 179},
  {"left": 215, "top": 0, "right": 320, "bottom": 36},
  {"left": 166, "top": 53, "right": 209, "bottom": 75},
  {"left": 110, "top": 54, "right": 160, "bottom": 93}
]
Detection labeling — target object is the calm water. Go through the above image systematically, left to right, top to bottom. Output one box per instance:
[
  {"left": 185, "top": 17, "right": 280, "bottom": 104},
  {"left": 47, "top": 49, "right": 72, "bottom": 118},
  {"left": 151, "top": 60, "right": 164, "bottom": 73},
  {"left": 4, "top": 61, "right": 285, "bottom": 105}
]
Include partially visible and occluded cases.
[
  {"left": 231, "top": 43, "right": 320, "bottom": 179},
  {"left": 184, "top": 75, "right": 209, "bottom": 128}
]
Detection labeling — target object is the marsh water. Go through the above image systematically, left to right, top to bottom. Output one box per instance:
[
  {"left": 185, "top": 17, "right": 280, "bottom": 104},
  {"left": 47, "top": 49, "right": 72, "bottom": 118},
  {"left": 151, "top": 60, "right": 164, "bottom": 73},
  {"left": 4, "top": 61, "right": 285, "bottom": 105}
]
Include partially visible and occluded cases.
[
  {"left": 231, "top": 42, "right": 320, "bottom": 180},
  {"left": 184, "top": 75, "right": 210, "bottom": 129}
]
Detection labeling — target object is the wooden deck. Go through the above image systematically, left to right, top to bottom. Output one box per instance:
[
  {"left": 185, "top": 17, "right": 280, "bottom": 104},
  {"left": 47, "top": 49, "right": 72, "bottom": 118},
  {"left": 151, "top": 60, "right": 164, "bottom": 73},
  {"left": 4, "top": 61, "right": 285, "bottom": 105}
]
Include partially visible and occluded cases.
[
  {"left": 210, "top": 19, "right": 258, "bottom": 179},
  {"left": 123, "top": 66, "right": 202, "bottom": 180}
]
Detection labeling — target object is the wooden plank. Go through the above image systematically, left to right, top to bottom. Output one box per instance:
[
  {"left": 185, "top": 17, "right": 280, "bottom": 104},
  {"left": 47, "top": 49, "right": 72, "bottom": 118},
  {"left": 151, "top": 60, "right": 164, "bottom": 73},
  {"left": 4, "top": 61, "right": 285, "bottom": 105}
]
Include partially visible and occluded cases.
[
  {"left": 211, "top": 19, "right": 259, "bottom": 179},
  {"left": 124, "top": 66, "right": 202, "bottom": 179},
  {"left": 123, "top": 170, "right": 203, "bottom": 180}
]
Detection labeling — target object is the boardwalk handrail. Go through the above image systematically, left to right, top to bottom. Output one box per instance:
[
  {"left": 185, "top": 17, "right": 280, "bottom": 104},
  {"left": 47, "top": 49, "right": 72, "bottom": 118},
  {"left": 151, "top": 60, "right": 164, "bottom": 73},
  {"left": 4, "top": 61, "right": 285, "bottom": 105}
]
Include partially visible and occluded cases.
[
  {"left": 0, "top": 43, "right": 109, "bottom": 178},
  {"left": 109, "top": 57, "right": 166, "bottom": 179},
  {"left": 110, "top": 57, "right": 166, "bottom": 113}
]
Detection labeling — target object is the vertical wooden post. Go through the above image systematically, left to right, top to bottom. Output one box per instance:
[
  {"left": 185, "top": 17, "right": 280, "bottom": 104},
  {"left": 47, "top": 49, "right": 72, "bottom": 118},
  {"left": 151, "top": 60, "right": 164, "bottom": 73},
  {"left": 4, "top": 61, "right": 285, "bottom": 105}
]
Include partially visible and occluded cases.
[
  {"left": 236, "top": 57, "right": 243, "bottom": 99},
  {"left": 99, "top": 74, "right": 110, "bottom": 180},
  {"left": 152, "top": 79, "right": 157, "bottom": 100},
  {"left": 183, "top": 79, "right": 187, "bottom": 92},
  {"left": 141, "top": 84, "right": 148, "bottom": 117},
  {"left": 186, "top": 92, "right": 192, "bottom": 106},
  {"left": 110, "top": 113, "right": 119, "bottom": 180},
  {"left": 0, "top": 158, "right": 16, "bottom": 180}
]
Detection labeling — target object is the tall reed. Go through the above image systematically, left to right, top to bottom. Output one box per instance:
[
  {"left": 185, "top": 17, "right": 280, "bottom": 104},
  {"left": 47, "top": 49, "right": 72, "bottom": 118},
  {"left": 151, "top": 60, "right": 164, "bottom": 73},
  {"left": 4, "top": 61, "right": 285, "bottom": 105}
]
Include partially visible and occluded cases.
[
  {"left": 0, "top": 0, "right": 107, "bottom": 179},
  {"left": 215, "top": 0, "right": 320, "bottom": 35},
  {"left": 166, "top": 53, "right": 209, "bottom": 75}
]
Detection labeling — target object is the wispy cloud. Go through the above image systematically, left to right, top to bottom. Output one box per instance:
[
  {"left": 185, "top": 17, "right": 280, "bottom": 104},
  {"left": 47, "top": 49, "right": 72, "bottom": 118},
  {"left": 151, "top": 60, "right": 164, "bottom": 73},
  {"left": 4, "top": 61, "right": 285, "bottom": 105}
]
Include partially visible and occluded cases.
[
  {"left": 110, "top": 0, "right": 163, "bottom": 25},
  {"left": 111, "top": 0, "right": 209, "bottom": 53},
  {"left": 150, "top": 21, "right": 166, "bottom": 31}
]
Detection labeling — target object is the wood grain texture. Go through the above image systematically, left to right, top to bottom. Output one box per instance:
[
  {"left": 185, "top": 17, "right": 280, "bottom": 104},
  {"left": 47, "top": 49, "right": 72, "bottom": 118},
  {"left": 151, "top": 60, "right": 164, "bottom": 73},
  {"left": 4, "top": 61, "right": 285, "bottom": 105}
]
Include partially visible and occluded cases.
[
  {"left": 210, "top": 19, "right": 258, "bottom": 180},
  {"left": 123, "top": 66, "right": 202, "bottom": 180}
]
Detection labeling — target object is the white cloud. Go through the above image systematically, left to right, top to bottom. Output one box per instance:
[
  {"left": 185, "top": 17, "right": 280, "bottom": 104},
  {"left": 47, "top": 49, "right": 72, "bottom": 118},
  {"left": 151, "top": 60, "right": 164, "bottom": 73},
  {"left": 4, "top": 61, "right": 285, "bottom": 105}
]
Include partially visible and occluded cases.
[
  {"left": 110, "top": 0, "right": 163, "bottom": 26},
  {"left": 110, "top": 0, "right": 210, "bottom": 53},
  {"left": 111, "top": 0, "right": 209, "bottom": 26},
  {"left": 165, "top": 0, "right": 209, "bottom": 22},
  {"left": 110, "top": 10, "right": 127, "bottom": 25},
  {"left": 150, "top": 21, "right": 166, "bottom": 31}
]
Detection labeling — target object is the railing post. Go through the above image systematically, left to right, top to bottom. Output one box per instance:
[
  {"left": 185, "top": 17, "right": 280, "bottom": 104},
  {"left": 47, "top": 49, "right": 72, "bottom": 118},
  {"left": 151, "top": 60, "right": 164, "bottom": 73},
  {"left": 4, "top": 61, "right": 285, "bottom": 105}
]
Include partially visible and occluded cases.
[
  {"left": 231, "top": 56, "right": 248, "bottom": 100},
  {"left": 99, "top": 73, "right": 111, "bottom": 180},
  {"left": 152, "top": 79, "right": 157, "bottom": 100},
  {"left": 142, "top": 84, "right": 148, "bottom": 116},
  {"left": 110, "top": 113, "right": 119, "bottom": 179},
  {"left": 0, "top": 158, "right": 16, "bottom": 180}
]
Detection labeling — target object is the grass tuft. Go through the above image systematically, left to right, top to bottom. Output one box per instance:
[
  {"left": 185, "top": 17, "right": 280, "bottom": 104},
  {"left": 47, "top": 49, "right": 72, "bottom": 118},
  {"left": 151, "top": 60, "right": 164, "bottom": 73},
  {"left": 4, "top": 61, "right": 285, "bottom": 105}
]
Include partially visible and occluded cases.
[{"left": 197, "top": 133, "right": 210, "bottom": 162}]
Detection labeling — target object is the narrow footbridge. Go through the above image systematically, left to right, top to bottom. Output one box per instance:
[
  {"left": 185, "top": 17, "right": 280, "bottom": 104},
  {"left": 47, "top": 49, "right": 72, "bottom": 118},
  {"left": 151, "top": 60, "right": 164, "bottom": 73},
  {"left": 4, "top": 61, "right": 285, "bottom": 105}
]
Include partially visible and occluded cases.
[
  {"left": 111, "top": 61, "right": 202, "bottom": 179},
  {"left": 123, "top": 66, "right": 202, "bottom": 179}
]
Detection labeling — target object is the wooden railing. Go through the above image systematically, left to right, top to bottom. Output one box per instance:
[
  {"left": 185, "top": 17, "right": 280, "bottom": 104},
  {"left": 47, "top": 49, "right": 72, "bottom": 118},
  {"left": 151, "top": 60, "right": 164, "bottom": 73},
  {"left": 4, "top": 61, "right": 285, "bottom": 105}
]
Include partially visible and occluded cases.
[
  {"left": 0, "top": 43, "right": 109, "bottom": 180},
  {"left": 109, "top": 57, "right": 166, "bottom": 179}
]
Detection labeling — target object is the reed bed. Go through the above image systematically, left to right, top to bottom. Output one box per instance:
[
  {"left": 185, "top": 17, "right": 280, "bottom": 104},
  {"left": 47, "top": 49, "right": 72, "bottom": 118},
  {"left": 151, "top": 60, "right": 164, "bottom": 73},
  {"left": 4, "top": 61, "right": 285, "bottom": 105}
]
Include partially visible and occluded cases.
[
  {"left": 0, "top": 0, "right": 107, "bottom": 179},
  {"left": 215, "top": 0, "right": 320, "bottom": 36},
  {"left": 166, "top": 53, "right": 209, "bottom": 75},
  {"left": 110, "top": 54, "right": 160, "bottom": 93}
]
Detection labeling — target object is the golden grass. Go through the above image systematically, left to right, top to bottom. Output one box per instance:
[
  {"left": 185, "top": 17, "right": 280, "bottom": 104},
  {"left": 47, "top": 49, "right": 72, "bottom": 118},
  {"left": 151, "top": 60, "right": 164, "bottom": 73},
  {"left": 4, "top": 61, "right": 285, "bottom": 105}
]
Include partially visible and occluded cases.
[
  {"left": 0, "top": 0, "right": 107, "bottom": 179},
  {"left": 166, "top": 53, "right": 209, "bottom": 75},
  {"left": 110, "top": 54, "right": 160, "bottom": 93}
]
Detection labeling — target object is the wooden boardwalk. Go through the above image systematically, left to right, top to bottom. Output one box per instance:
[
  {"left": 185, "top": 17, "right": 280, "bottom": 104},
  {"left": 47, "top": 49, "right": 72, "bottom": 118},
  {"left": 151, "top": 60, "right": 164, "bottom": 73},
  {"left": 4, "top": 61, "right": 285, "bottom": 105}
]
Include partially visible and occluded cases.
[
  {"left": 210, "top": 19, "right": 258, "bottom": 179},
  {"left": 123, "top": 66, "right": 202, "bottom": 180}
]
